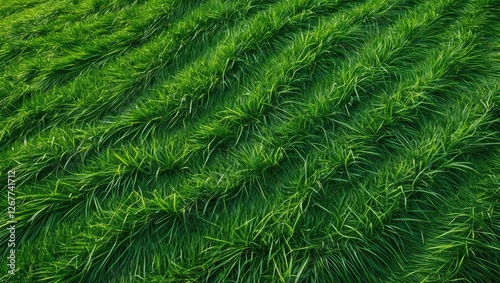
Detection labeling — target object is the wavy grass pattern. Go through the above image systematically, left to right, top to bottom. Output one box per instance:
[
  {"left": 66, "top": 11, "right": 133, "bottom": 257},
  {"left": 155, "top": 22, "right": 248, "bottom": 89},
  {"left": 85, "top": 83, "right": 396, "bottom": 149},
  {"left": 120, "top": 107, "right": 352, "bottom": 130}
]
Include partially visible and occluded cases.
[{"left": 0, "top": 0, "right": 498, "bottom": 282}]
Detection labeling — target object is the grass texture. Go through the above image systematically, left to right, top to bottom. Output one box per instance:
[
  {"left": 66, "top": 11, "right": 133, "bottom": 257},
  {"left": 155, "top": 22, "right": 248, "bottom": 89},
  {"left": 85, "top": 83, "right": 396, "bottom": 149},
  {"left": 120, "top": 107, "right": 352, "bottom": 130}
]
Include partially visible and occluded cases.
[{"left": 0, "top": 0, "right": 499, "bottom": 282}]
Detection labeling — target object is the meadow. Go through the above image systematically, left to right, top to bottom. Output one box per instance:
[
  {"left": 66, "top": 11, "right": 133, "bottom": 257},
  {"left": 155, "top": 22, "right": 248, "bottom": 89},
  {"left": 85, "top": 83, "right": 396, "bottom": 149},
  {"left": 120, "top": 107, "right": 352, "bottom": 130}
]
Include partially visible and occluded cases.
[{"left": 0, "top": 0, "right": 499, "bottom": 282}]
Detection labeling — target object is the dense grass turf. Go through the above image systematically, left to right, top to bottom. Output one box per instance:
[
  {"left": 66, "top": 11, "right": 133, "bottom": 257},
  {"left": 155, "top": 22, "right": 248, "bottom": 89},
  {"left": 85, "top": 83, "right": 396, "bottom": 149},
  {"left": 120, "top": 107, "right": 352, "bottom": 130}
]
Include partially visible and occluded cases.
[{"left": 0, "top": 0, "right": 499, "bottom": 282}]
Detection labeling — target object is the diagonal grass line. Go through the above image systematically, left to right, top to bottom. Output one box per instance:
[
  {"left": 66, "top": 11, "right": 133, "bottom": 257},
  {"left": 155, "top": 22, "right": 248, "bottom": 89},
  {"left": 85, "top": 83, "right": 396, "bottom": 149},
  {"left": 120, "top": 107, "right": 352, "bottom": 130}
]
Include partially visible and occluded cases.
[
  {"left": 0, "top": 0, "right": 147, "bottom": 41},
  {"left": 0, "top": 0, "right": 57, "bottom": 22},
  {"left": 0, "top": 0, "right": 150, "bottom": 41},
  {"left": 0, "top": 0, "right": 148, "bottom": 56},
  {"left": 6, "top": 0, "right": 476, "bottom": 235},
  {"left": 67, "top": 0, "right": 362, "bottom": 128},
  {"left": 90, "top": 0, "right": 370, "bottom": 146},
  {"left": 173, "top": 0, "right": 398, "bottom": 139},
  {"left": 192, "top": 0, "right": 467, "bottom": 153},
  {"left": 295, "top": 0, "right": 497, "bottom": 258},
  {"left": 0, "top": 1, "right": 46, "bottom": 19},
  {"left": 284, "top": 33, "right": 499, "bottom": 283},
  {"left": 197, "top": 66, "right": 498, "bottom": 283},
  {"left": 197, "top": 75, "right": 497, "bottom": 283},
  {"left": 378, "top": 92, "right": 499, "bottom": 282},
  {"left": 352, "top": 99, "right": 499, "bottom": 282},
  {"left": 387, "top": 169, "right": 500, "bottom": 282},
  {"left": 30, "top": 191, "right": 203, "bottom": 282}
]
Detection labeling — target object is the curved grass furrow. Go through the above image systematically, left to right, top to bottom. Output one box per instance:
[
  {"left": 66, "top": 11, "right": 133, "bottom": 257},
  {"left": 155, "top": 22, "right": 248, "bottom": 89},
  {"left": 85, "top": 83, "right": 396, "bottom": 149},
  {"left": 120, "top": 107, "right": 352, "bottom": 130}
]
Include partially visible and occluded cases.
[
  {"left": 0, "top": 0, "right": 277, "bottom": 147},
  {"left": 0, "top": 0, "right": 498, "bottom": 281},
  {"left": 0, "top": 0, "right": 207, "bottom": 108},
  {"left": 0, "top": 0, "right": 61, "bottom": 24},
  {"left": 5, "top": 0, "right": 478, "bottom": 255},
  {"left": 57, "top": 0, "right": 407, "bottom": 160},
  {"left": 190, "top": 0, "right": 400, "bottom": 144},
  {"left": 194, "top": 0, "right": 464, "bottom": 150},
  {"left": 303, "top": 0, "right": 497, "bottom": 252},
  {"left": 0, "top": 2, "right": 70, "bottom": 39},
  {"left": 294, "top": 40, "right": 499, "bottom": 283},
  {"left": 195, "top": 55, "right": 498, "bottom": 283},
  {"left": 199, "top": 66, "right": 497, "bottom": 283},
  {"left": 172, "top": 70, "right": 498, "bottom": 282},
  {"left": 355, "top": 103, "right": 499, "bottom": 282},
  {"left": 20, "top": 135, "right": 194, "bottom": 217},
  {"left": 384, "top": 154, "right": 500, "bottom": 282},
  {"left": 31, "top": 192, "right": 204, "bottom": 282},
  {"left": 0, "top": 217, "right": 89, "bottom": 283}
]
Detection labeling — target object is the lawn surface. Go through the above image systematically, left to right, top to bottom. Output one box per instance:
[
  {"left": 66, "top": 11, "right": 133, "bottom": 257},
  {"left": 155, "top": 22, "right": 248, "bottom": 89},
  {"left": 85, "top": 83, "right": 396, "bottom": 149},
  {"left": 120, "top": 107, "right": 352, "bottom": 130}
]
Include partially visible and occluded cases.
[{"left": 0, "top": 0, "right": 499, "bottom": 282}]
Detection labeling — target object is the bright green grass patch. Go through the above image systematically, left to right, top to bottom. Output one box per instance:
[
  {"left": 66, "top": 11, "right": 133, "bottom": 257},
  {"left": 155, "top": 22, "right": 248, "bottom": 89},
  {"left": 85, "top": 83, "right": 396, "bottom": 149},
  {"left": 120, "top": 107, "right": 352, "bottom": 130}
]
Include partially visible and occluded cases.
[{"left": 0, "top": 0, "right": 499, "bottom": 282}]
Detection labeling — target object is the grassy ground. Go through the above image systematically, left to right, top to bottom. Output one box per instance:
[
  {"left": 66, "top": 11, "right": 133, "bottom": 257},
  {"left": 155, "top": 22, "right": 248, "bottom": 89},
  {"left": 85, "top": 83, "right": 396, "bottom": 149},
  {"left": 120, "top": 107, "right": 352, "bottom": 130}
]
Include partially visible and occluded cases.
[{"left": 0, "top": 0, "right": 499, "bottom": 282}]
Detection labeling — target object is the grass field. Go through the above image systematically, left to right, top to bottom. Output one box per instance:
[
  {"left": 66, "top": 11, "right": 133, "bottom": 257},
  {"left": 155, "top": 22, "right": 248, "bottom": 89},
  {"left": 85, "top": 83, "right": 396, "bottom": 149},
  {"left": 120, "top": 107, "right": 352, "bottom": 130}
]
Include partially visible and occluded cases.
[{"left": 0, "top": 0, "right": 499, "bottom": 282}]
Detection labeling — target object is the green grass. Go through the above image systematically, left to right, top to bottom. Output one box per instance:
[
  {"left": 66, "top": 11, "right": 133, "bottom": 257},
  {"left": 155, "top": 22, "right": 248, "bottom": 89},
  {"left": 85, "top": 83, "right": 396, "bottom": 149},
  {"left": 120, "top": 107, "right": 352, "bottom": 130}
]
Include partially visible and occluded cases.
[{"left": 0, "top": 0, "right": 499, "bottom": 282}]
